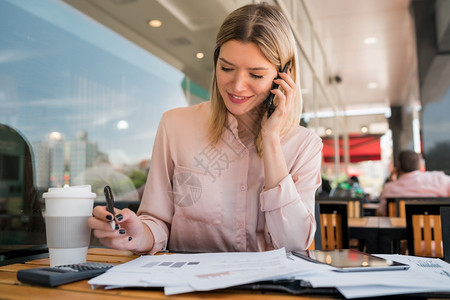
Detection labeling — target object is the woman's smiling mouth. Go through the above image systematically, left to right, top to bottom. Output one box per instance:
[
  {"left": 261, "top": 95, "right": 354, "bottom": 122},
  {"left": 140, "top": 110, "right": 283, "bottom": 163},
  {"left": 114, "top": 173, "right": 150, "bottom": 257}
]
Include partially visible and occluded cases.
[{"left": 228, "top": 92, "right": 252, "bottom": 104}]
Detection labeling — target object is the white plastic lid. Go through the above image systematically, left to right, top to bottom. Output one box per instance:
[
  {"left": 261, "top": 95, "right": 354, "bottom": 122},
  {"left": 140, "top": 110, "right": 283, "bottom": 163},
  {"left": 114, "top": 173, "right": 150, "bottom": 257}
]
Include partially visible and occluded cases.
[{"left": 43, "top": 185, "right": 96, "bottom": 199}]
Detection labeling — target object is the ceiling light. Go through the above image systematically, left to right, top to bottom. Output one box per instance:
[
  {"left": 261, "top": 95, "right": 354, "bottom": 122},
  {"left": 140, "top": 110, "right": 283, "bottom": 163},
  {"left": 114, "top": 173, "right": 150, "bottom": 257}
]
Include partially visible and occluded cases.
[
  {"left": 148, "top": 19, "right": 162, "bottom": 28},
  {"left": 364, "top": 37, "right": 377, "bottom": 45},
  {"left": 196, "top": 52, "right": 204, "bottom": 59},
  {"left": 367, "top": 82, "right": 378, "bottom": 89},
  {"left": 117, "top": 120, "right": 129, "bottom": 130},
  {"left": 360, "top": 125, "right": 369, "bottom": 134},
  {"left": 325, "top": 128, "right": 333, "bottom": 136},
  {"left": 49, "top": 131, "right": 62, "bottom": 140}
]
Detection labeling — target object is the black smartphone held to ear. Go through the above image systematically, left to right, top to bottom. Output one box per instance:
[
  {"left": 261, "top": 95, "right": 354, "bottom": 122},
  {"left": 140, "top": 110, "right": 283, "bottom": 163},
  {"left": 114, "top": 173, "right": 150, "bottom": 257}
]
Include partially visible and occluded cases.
[{"left": 265, "top": 61, "right": 291, "bottom": 118}]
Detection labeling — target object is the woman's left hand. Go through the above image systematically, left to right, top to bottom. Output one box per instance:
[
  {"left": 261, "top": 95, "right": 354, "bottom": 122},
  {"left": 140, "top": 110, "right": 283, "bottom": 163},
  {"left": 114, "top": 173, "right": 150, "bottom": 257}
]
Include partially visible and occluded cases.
[{"left": 261, "top": 69, "right": 296, "bottom": 139}]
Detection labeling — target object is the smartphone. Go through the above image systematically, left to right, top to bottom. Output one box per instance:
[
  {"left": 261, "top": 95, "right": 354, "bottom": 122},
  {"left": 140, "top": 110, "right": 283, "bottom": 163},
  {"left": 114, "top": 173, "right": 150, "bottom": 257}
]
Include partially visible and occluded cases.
[{"left": 265, "top": 61, "right": 291, "bottom": 118}]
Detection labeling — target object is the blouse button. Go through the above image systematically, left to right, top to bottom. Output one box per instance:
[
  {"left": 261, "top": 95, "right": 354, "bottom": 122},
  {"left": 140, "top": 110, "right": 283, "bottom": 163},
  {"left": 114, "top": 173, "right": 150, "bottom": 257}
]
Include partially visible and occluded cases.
[{"left": 240, "top": 185, "right": 247, "bottom": 191}]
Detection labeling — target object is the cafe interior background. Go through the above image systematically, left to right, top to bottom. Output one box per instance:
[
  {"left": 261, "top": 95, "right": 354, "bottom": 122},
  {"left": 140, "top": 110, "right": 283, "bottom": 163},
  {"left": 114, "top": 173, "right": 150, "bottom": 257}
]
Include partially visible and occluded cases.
[{"left": 0, "top": 0, "right": 450, "bottom": 245}]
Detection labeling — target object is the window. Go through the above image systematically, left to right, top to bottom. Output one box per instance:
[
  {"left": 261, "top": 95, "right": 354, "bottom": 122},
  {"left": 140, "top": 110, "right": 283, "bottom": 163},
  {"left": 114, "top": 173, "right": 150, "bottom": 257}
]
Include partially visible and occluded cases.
[{"left": 0, "top": 0, "right": 190, "bottom": 203}]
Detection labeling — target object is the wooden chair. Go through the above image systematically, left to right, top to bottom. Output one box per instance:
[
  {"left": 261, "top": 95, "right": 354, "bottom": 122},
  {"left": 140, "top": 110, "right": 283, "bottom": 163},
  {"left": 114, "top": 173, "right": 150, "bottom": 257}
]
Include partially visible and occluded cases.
[
  {"left": 316, "top": 196, "right": 364, "bottom": 218},
  {"left": 346, "top": 197, "right": 364, "bottom": 218},
  {"left": 386, "top": 197, "right": 399, "bottom": 217},
  {"left": 387, "top": 197, "right": 450, "bottom": 218},
  {"left": 316, "top": 200, "right": 349, "bottom": 250},
  {"left": 405, "top": 200, "right": 450, "bottom": 257},
  {"left": 308, "top": 202, "right": 322, "bottom": 250},
  {"left": 441, "top": 207, "right": 450, "bottom": 263}
]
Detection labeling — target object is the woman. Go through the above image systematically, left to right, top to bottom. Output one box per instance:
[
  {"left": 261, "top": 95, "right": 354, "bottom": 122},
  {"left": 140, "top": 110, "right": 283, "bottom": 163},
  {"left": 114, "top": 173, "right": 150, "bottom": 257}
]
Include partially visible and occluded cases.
[{"left": 88, "top": 3, "right": 322, "bottom": 254}]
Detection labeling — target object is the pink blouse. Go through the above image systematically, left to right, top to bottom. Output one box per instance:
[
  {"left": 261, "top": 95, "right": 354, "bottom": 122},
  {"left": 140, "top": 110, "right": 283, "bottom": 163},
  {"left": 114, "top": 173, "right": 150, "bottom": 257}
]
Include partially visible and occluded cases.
[{"left": 138, "top": 101, "right": 323, "bottom": 254}]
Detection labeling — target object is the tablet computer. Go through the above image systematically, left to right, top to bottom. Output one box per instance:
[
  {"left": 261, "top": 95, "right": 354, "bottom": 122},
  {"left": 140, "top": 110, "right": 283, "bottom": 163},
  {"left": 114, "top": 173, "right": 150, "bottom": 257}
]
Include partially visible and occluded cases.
[{"left": 292, "top": 249, "right": 409, "bottom": 272}]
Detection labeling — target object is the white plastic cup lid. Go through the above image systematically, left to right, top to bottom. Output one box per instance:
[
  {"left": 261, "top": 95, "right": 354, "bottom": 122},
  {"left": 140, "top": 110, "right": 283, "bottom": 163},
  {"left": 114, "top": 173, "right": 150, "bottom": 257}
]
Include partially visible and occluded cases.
[{"left": 43, "top": 185, "right": 96, "bottom": 199}]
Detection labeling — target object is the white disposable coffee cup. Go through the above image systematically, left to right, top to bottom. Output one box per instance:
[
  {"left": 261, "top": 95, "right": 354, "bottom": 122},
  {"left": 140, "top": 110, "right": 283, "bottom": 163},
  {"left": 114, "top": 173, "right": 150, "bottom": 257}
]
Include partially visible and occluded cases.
[{"left": 43, "top": 185, "right": 96, "bottom": 266}]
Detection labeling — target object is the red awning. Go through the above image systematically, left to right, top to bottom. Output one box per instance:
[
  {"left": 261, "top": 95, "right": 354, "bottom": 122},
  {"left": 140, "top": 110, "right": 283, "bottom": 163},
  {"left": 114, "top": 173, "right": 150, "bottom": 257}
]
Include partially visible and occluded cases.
[{"left": 322, "top": 134, "right": 382, "bottom": 163}]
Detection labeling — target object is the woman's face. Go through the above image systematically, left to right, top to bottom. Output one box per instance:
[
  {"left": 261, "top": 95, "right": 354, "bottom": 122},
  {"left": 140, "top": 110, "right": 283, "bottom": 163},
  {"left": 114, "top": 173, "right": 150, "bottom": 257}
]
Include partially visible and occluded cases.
[{"left": 216, "top": 40, "right": 278, "bottom": 116}]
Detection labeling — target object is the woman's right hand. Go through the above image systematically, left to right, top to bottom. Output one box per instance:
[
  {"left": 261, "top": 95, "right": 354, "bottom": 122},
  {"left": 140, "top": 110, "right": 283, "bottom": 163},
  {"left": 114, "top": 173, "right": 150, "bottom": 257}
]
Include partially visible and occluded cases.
[{"left": 88, "top": 206, "right": 154, "bottom": 252}]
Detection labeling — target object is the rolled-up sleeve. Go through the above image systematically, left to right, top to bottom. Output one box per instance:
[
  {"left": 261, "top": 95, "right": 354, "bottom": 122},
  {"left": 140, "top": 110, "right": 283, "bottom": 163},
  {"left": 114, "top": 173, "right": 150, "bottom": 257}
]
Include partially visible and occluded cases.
[{"left": 260, "top": 132, "right": 322, "bottom": 252}]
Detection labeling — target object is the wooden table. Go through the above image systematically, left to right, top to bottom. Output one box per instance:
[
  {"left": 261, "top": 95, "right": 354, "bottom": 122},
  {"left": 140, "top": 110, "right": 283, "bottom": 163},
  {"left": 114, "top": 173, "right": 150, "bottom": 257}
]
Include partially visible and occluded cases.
[
  {"left": 348, "top": 216, "right": 406, "bottom": 254},
  {"left": 0, "top": 248, "right": 340, "bottom": 299}
]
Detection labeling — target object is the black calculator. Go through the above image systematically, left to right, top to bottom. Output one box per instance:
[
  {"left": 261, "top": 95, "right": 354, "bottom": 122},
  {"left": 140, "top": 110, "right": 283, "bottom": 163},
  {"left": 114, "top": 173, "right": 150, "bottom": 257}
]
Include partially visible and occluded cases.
[{"left": 17, "top": 262, "right": 113, "bottom": 287}]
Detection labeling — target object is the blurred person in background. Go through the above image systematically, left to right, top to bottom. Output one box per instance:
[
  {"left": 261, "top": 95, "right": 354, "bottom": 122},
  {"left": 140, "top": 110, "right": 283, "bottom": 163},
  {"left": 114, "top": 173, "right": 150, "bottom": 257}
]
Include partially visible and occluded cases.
[{"left": 377, "top": 150, "right": 450, "bottom": 216}]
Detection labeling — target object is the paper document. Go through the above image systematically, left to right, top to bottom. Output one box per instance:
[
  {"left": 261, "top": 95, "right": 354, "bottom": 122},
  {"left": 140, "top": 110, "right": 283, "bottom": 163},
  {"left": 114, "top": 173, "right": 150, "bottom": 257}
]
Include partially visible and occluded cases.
[
  {"left": 89, "top": 248, "right": 302, "bottom": 294},
  {"left": 89, "top": 249, "right": 450, "bottom": 299}
]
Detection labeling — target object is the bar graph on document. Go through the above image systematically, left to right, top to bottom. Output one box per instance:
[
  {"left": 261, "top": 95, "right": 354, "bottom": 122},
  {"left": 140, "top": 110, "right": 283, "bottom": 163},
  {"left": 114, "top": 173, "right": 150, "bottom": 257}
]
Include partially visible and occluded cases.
[
  {"left": 409, "top": 259, "right": 442, "bottom": 268},
  {"left": 142, "top": 261, "right": 200, "bottom": 268}
]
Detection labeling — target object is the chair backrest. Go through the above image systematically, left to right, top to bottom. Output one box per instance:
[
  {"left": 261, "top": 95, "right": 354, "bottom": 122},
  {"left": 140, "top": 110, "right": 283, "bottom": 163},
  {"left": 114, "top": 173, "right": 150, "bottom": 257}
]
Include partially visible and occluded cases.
[
  {"left": 0, "top": 124, "right": 46, "bottom": 265},
  {"left": 0, "top": 124, "right": 45, "bottom": 237},
  {"left": 316, "top": 196, "right": 364, "bottom": 218},
  {"left": 346, "top": 197, "right": 364, "bottom": 218},
  {"left": 386, "top": 197, "right": 398, "bottom": 217},
  {"left": 387, "top": 197, "right": 450, "bottom": 218},
  {"left": 316, "top": 200, "right": 349, "bottom": 250},
  {"left": 405, "top": 200, "right": 450, "bottom": 257},
  {"left": 308, "top": 202, "right": 322, "bottom": 250},
  {"left": 441, "top": 207, "right": 450, "bottom": 263}
]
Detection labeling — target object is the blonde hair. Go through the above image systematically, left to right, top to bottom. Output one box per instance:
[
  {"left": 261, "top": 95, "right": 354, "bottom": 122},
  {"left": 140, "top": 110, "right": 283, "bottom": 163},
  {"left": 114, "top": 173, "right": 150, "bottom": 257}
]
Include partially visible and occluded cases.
[{"left": 208, "top": 3, "right": 302, "bottom": 156}]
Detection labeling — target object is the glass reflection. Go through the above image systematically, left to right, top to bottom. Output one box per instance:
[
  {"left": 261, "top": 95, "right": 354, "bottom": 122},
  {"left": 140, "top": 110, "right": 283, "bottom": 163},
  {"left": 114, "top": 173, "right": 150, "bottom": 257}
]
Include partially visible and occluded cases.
[{"left": 0, "top": 0, "right": 189, "bottom": 202}]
